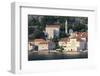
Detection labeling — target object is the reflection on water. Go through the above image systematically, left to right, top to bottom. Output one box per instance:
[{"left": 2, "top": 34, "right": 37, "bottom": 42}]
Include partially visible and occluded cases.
[{"left": 28, "top": 52, "right": 88, "bottom": 61}]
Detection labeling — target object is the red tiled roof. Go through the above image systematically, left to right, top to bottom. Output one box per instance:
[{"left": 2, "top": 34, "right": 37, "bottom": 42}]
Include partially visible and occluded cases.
[
  {"left": 76, "top": 32, "right": 88, "bottom": 38},
  {"left": 70, "top": 36, "right": 84, "bottom": 42},
  {"left": 59, "top": 38, "right": 70, "bottom": 43},
  {"left": 34, "top": 39, "right": 48, "bottom": 44},
  {"left": 34, "top": 39, "right": 46, "bottom": 42},
  {"left": 39, "top": 42, "right": 48, "bottom": 44}
]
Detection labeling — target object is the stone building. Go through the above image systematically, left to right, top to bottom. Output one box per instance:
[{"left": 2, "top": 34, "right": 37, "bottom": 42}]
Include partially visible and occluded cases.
[{"left": 45, "top": 25, "right": 60, "bottom": 39}]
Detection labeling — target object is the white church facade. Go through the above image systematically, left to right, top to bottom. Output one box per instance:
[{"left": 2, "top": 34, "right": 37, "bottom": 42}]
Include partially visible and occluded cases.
[{"left": 45, "top": 25, "right": 60, "bottom": 39}]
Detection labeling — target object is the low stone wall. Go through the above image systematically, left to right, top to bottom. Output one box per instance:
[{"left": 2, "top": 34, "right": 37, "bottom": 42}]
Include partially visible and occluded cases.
[
  {"left": 38, "top": 50, "right": 49, "bottom": 55},
  {"left": 49, "top": 50, "right": 57, "bottom": 52},
  {"left": 63, "top": 51, "right": 80, "bottom": 55}
]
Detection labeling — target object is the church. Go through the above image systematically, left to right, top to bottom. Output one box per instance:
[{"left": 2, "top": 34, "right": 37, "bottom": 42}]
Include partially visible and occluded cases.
[{"left": 45, "top": 24, "right": 60, "bottom": 39}]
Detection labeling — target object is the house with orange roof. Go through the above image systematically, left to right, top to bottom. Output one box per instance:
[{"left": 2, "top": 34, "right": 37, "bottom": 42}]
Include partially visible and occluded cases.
[
  {"left": 74, "top": 32, "right": 88, "bottom": 40},
  {"left": 59, "top": 35, "right": 87, "bottom": 53},
  {"left": 65, "top": 37, "right": 80, "bottom": 52},
  {"left": 33, "top": 38, "right": 48, "bottom": 51},
  {"left": 59, "top": 38, "right": 69, "bottom": 48},
  {"left": 33, "top": 39, "right": 46, "bottom": 46},
  {"left": 38, "top": 40, "right": 48, "bottom": 51}
]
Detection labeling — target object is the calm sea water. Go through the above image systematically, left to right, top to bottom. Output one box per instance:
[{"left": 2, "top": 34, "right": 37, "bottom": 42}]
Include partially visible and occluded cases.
[{"left": 28, "top": 52, "right": 88, "bottom": 61}]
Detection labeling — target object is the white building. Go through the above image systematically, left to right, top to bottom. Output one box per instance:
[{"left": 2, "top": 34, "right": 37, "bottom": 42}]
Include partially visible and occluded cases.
[
  {"left": 45, "top": 25, "right": 60, "bottom": 39},
  {"left": 59, "top": 32, "right": 87, "bottom": 53},
  {"left": 59, "top": 37, "right": 80, "bottom": 52},
  {"left": 33, "top": 38, "right": 48, "bottom": 51},
  {"left": 59, "top": 38, "right": 69, "bottom": 48},
  {"left": 65, "top": 38, "right": 80, "bottom": 52},
  {"left": 33, "top": 39, "right": 46, "bottom": 46},
  {"left": 38, "top": 41, "right": 48, "bottom": 51}
]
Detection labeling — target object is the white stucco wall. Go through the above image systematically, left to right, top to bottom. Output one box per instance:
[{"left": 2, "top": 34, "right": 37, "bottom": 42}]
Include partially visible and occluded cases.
[
  {"left": 46, "top": 27, "right": 60, "bottom": 39},
  {"left": 38, "top": 44, "right": 48, "bottom": 51}
]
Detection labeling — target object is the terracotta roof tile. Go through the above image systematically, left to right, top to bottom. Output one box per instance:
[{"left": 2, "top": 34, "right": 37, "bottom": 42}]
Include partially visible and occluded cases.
[{"left": 34, "top": 39, "right": 48, "bottom": 44}]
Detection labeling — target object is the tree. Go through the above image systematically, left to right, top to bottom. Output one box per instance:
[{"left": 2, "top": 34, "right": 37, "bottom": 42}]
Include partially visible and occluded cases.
[
  {"left": 55, "top": 45, "right": 64, "bottom": 53},
  {"left": 59, "top": 46, "right": 64, "bottom": 53}
]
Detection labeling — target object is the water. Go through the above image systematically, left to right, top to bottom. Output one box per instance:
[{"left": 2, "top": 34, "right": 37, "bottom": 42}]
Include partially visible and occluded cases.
[{"left": 28, "top": 52, "right": 88, "bottom": 61}]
